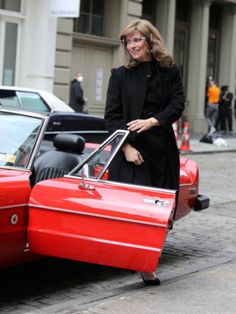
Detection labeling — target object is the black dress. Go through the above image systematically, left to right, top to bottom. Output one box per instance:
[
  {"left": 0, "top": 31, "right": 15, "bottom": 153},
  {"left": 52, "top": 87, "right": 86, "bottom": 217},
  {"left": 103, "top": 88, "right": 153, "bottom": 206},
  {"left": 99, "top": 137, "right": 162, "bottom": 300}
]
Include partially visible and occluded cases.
[
  {"left": 105, "top": 59, "right": 185, "bottom": 191},
  {"left": 129, "top": 61, "right": 176, "bottom": 189}
]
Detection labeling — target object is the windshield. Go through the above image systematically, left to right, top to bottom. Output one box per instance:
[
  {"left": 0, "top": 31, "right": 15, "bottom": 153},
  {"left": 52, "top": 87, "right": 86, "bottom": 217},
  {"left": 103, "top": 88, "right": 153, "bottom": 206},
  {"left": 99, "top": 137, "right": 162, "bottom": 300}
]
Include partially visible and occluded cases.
[{"left": 0, "top": 111, "right": 44, "bottom": 169}]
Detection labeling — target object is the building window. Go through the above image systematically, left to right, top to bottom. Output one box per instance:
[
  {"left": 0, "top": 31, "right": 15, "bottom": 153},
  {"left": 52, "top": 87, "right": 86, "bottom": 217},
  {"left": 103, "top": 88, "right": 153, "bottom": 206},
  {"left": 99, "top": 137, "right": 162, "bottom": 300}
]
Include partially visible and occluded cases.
[
  {"left": 0, "top": 0, "right": 21, "bottom": 12},
  {"left": 73, "top": 0, "right": 104, "bottom": 36},
  {"left": 142, "top": 0, "right": 156, "bottom": 24},
  {"left": 176, "top": 0, "right": 189, "bottom": 22},
  {"left": 209, "top": 3, "right": 221, "bottom": 29},
  {"left": 207, "top": 4, "right": 222, "bottom": 80},
  {"left": 2, "top": 22, "right": 18, "bottom": 85},
  {"left": 174, "top": 30, "right": 188, "bottom": 88},
  {"left": 207, "top": 32, "right": 218, "bottom": 80}
]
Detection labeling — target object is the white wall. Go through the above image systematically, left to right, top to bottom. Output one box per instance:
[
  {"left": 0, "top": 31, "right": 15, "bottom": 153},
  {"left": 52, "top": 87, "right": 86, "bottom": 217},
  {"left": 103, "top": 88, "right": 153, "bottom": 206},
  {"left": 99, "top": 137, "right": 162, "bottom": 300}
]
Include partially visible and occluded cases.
[{"left": 20, "top": 0, "right": 57, "bottom": 91}]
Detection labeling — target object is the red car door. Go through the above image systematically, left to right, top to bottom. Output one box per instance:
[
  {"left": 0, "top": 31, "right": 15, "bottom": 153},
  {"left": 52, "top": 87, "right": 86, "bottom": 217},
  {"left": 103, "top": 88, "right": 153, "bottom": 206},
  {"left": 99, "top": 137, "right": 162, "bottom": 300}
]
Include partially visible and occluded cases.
[
  {"left": 0, "top": 170, "right": 31, "bottom": 268},
  {"left": 28, "top": 177, "right": 176, "bottom": 272}
]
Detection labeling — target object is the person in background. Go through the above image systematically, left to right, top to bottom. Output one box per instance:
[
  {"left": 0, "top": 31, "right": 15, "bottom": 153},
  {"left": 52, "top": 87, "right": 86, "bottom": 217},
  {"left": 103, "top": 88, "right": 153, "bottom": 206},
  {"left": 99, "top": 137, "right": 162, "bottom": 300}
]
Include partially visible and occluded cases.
[
  {"left": 105, "top": 19, "right": 185, "bottom": 286},
  {"left": 69, "top": 72, "right": 87, "bottom": 113},
  {"left": 205, "top": 76, "right": 212, "bottom": 115},
  {"left": 206, "top": 80, "right": 220, "bottom": 132},
  {"left": 219, "top": 85, "right": 233, "bottom": 134},
  {"left": 234, "top": 94, "right": 236, "bottom": 120}
]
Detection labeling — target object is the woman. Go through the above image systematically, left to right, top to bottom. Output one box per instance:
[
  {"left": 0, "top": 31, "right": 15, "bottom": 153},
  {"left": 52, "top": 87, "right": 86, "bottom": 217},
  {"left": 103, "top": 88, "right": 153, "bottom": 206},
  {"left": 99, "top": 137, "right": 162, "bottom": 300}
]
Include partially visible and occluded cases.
[{"left": 105, "top": 19, "right": 185, "bottom": 285}]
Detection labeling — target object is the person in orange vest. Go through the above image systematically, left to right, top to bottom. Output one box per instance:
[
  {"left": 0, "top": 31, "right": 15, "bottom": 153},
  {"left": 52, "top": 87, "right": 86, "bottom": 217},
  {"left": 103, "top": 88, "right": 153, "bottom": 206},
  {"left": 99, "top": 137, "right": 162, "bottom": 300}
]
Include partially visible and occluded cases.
[{"left": 206, "top": 81, "right": 221, "bottom": 132}]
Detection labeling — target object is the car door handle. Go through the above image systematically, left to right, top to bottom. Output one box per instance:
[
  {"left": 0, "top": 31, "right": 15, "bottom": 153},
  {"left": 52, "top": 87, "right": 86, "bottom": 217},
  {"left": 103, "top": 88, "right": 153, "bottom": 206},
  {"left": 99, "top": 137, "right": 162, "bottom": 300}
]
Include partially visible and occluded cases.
[
  {"left": 79, "top": 182, "right": 95, "bottom": 190},
  {"left": 143, "top": 198, "right": 169, "bottom": 207}
]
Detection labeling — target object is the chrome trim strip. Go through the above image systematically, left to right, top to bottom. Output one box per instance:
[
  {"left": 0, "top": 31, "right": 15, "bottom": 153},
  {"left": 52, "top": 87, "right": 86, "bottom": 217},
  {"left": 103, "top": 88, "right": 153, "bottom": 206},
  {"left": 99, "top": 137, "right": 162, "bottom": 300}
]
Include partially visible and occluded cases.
[
  {"left": 0, "top": 108, "right": 46, "bottom": 119},
  {"left": 45, "top": 130, "right": 109, "bottom": 135},
  {"left": 0, "top": 166, "right": 31, "bottom": 172},
  {"left": 65, "top": 172, "right": 191, "bottom": 190},
  {"left": 64, "top": 175, "right": 176, "bottom": 195},
  {"left": 98, "top": 180, "right": 176, "bottom": 194},
  {"left": 0, "top": 203, "right": 28, "bottom": 210},
  {"left": 29, "top": 204, "right": 167, "bottom": 228},
  {"left": 43, "top": 230, "right": 162, "bottom": 253}
]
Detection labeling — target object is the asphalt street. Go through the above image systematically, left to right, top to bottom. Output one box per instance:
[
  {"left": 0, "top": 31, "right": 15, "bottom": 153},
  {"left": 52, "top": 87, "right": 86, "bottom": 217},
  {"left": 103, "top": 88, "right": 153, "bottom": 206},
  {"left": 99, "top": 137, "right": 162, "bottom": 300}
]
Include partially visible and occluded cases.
[{"left": 0, "top": 135, "right": 236, "bottom": 314}]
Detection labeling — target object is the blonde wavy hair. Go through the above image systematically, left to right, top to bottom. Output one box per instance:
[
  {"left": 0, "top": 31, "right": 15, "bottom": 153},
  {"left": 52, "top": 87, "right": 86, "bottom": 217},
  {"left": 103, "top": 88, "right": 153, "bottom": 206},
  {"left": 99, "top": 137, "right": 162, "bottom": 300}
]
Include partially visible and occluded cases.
[{"left": 120, "top": 19, "right": 173, "bottom": 68}]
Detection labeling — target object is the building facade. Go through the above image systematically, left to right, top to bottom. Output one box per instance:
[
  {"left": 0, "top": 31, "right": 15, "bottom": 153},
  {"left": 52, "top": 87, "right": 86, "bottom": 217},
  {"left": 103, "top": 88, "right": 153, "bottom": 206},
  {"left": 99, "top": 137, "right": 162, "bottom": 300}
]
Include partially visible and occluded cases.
[{"left": 0, "top": 0, "right": 236, "bottom": 132}]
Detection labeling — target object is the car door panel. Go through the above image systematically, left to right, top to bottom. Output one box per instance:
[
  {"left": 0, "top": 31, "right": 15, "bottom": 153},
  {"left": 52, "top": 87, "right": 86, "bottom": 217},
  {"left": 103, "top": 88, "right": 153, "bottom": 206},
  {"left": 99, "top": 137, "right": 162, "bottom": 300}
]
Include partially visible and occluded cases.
[
  {"left": 0, "top": 170, "right": 31, "bottom": 267},
  {"left": 28, "top": 177, "right": 176, "bottom": 272}
]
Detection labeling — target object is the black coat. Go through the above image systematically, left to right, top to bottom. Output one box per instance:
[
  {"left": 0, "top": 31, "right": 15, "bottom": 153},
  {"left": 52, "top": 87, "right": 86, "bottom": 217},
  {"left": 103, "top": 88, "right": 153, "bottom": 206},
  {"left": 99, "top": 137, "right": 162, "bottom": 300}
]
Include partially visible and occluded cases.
[
  {"left": 105, "top": 59, "right": 185, "bottom": 190},
  {"left": 69, "top": 79, "right": 85, "bottom": 112}
]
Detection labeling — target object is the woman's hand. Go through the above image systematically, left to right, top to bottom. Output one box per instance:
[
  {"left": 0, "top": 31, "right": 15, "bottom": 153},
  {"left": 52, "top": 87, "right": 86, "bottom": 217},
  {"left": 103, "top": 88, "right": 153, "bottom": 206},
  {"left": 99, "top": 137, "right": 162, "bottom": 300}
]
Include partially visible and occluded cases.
[
  {"left": 127, "top": 117, "right": 159, "bottom": 133},
  {"left": 122, "top": 143, "right": 144, "bottom": 165}
]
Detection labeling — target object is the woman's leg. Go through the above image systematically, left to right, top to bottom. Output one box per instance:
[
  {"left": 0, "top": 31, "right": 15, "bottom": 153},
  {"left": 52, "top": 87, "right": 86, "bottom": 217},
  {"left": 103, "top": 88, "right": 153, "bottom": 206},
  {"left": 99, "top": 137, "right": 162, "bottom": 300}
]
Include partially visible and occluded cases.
[{"left": 141, "top": 272, "right": 160, "bottom": 286}]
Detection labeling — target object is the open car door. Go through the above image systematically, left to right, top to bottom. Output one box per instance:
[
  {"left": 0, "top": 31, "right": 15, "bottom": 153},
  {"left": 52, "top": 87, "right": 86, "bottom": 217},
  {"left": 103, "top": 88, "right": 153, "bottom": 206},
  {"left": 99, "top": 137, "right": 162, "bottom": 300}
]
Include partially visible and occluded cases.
[{"left": 28, "top": 130, "right": 176, "bottom": 272}]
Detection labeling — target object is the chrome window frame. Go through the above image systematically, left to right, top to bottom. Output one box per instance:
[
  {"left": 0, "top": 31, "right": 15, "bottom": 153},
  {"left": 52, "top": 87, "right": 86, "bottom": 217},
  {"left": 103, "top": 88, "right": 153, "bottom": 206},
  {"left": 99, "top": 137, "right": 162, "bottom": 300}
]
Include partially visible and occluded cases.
[
  {"left": 0, "top": 108, "right": 49, "bottom": 170},
  {"left": 68, "top": 129, "right": 129, "bottom": 180}
]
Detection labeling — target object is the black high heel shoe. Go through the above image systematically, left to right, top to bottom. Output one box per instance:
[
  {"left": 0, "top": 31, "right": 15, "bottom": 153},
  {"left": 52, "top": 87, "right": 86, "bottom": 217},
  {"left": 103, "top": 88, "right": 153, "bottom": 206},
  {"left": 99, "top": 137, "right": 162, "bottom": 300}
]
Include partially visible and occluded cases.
[{"left": 141, "top": 273, "right": 160, "bottom": 286}]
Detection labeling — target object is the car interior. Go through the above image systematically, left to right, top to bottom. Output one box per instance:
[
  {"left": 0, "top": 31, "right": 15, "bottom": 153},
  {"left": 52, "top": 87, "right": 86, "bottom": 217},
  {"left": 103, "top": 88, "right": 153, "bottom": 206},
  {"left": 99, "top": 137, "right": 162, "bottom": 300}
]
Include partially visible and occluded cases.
[{"left": 31, "top": 134, "right": 87, "bottom": 186}]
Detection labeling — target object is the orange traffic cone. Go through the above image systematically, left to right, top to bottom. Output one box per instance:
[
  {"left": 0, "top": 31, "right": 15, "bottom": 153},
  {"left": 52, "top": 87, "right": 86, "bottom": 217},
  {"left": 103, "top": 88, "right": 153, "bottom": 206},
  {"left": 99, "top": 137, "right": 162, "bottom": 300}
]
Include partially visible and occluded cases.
[{"left": 180, "top": 121, "right": 191, "bottom": 152}]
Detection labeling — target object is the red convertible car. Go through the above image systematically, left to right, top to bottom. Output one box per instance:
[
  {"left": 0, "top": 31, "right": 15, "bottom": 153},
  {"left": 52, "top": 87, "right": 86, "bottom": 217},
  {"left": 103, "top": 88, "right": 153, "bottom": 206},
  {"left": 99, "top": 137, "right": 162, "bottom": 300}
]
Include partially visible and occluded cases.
[{"left": 0, "top": 109, "right": 209, "bottom": 271}]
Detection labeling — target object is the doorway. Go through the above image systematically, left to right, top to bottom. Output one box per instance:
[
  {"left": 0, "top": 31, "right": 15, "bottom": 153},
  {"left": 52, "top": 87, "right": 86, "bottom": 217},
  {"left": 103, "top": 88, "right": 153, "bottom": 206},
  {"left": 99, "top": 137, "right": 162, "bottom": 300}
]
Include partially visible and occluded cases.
[{"left": 0, "top": 17, "right": 20, "bottom": 85}]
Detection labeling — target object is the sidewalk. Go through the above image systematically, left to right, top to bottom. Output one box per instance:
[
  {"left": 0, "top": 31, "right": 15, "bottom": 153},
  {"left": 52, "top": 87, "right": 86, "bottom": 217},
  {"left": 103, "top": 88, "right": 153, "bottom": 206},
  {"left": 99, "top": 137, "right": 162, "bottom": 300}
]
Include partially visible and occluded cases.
[
  {"left": 179, "top": 132, "right": 236, "bottom": 154},
  {"left": 79, "top": 260, "right": 236, "bottom": 314}
]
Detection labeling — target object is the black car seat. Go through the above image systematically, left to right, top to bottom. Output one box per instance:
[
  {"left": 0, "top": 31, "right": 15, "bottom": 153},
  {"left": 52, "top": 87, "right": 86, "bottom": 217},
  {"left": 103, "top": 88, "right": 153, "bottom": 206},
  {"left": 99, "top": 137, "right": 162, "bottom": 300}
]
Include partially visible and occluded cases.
[{"left": 32, "top": 133, "right": 85, "bottom": 185}]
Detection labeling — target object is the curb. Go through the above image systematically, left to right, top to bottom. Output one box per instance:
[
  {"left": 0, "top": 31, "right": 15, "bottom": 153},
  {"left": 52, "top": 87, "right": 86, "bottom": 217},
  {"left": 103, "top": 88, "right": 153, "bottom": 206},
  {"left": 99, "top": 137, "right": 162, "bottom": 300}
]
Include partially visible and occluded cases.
[
  {"left": 178, "top": 137, "right": 236, "bottom": 155},
  {"left": 181, "top": 147, "right": 236, "bottom": 155}
]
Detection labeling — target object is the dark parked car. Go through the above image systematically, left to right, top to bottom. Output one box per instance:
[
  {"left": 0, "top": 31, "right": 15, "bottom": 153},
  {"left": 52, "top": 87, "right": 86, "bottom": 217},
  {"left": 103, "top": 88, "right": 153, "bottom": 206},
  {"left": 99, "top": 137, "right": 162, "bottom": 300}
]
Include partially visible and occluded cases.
[
  {"left": 0, "top": 86, "right": 108, "bottom": 143},
  {"left": 47, "top": 112, "right": 108, "bottom": 143}
]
